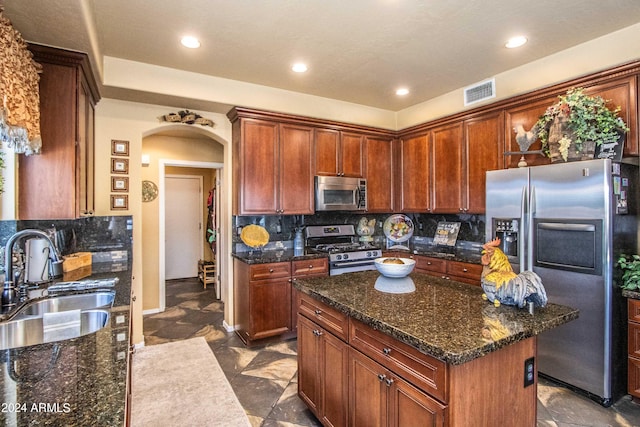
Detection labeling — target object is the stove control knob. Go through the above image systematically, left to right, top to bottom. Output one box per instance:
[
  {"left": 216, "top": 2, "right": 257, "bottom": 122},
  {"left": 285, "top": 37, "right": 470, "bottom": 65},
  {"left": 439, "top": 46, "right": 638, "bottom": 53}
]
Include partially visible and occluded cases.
[
  {"left": 366, "top": 251, "right": 372, "bottom": 257},
  {"left": 343, "top": 254, "right": 349, "bottom": 260},
  {"left": 336, "top": 255, "right": 342, "bottom": 260}
]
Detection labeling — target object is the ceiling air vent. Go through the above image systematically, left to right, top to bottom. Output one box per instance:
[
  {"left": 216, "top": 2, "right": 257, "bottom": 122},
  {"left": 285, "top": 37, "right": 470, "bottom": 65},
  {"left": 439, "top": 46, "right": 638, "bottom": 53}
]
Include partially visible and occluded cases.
[{"left": 464, "top": 78, "right": 496, "bottom": 106}]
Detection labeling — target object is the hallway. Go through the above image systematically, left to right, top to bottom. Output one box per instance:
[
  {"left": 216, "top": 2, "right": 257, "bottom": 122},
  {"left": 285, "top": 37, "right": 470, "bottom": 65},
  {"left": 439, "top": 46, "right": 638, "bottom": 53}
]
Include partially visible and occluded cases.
[{"left": 142, "top": 278, "right": 640, "bottom": 426}]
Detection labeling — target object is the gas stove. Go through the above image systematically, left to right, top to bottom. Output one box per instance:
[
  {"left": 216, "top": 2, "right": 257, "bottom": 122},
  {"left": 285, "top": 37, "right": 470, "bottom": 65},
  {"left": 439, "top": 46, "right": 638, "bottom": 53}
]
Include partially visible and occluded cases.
[{"left": 305, "top": 225, "right": 382, "bottom": 275}]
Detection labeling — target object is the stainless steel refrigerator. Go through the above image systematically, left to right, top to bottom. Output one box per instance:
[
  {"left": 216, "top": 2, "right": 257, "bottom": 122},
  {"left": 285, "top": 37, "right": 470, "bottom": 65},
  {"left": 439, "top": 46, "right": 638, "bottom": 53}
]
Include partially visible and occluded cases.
[{"left": 485, "top": 159, "right": 638, "bottom": 406}]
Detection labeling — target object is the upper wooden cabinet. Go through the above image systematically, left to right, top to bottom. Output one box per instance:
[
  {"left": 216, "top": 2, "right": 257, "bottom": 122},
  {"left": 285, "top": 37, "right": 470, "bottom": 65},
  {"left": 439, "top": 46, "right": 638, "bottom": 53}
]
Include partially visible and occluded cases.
[
  {"left": 19, "top": 44, "right": 99, "bottom": 219},
  {"left": 463, "top": 112, "right": 504, "bottom": 213},
  {"left": 231, "top": 116, "right": 314, "bottom": 215},
  {"left": 431, "top": 122, "right": 464, "bottom": 213},
  {"left": 315, "top": 129, "right": 364, "bottom": 177},
  {"left": 397, "top": 133, "right": 431, "bottom": 212},
  {"left": 364, "top": 136, "right": 394, "bottom": 212}
]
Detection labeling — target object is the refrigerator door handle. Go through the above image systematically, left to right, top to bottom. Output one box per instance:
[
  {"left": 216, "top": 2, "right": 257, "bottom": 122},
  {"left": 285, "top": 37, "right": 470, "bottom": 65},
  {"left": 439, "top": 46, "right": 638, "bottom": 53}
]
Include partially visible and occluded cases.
[
  {"left": 527, "top": 185, "right": 536, "bottom": 271},
  {"left": 520, "top": 186, "right": 527, "bottom": 272}
]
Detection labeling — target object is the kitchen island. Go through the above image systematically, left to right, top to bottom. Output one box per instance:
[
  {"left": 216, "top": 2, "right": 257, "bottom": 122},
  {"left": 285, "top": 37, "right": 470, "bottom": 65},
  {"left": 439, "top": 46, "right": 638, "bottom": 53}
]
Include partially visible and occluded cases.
[
  {"left": 0, "top": 263, "right": 132, "bottom": 426},
  {"left": 294, "top": 271, "right": 578, "bottom": 427}
]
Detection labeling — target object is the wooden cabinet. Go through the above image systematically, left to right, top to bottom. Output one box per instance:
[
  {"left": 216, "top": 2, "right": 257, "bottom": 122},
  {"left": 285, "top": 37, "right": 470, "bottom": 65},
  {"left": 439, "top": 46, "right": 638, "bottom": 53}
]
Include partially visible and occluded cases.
[
  {"left": 19, "top": 44, "right": 99, "bottom": 219},
  {"left": 463, "top": 112, "right": 504, "bottom": 213},
  {"left": 231, "top": 117, "right": 314, "bottom": 215},
  {"left": 431, "top": 122, "right": 464, "bottom": 213},
  {"left": 315, "top": 129, "right": 364, "bottom": 177},
  {"left": 397, "top": 133, "right": 431, "bottom": 212},
  {"left": 364, "top": 136, "right": 395, "bottom": 212},
  {"left": 389, "top": 253, "right": 482, "bottom": 286},
  {"left": 291, "top": 258, "right": 329, "bottom": 334},
  {"left": 234, "top": 260, "right": 292, "bottom": 345},
  {"left": 298, "top": 294, "right": 349, "bottom": 427},
  {"left": 628, "top": 298, "right": 640, "bottom": 399},
  {"left": 349, "top": 319, "right": 447, "bottom": 427}
]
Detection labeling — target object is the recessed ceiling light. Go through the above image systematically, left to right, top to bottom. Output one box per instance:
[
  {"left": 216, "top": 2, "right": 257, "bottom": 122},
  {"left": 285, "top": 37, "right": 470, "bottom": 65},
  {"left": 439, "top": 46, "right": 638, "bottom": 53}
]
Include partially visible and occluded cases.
[
  {"left": 181, "top": 36, "right": 201, "bottom": 49},
  {"left": 505, "top": 36, "right": 528, "bottom": 49},
  {"left": 292, "top": 63, "right": 308, "bottom": 73},
  {"left": 396, "top": 88, "right": 410, "bottom": 96}
]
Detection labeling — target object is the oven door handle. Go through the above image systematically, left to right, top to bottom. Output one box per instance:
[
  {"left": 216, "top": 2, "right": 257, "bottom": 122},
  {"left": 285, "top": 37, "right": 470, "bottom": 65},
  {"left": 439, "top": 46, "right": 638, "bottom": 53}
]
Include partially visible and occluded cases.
[{"left": 330, "top": 260, "right": 375, "bottom": 268}]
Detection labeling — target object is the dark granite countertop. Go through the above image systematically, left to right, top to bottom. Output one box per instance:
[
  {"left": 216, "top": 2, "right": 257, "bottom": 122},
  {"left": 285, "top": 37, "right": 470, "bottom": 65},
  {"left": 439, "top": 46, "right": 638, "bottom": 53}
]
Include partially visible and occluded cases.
[
  {"left": 385, "top": 247, "right": 483, "bottom": 265},
  {"left": 232, "top": 250, "right": 327, "bottom": 264},
  {"left": 0, "top": 262, "right": 131, "bottom": 426},
  {"left": 293, "top": 271, "right": 578, "bottom": 365}
]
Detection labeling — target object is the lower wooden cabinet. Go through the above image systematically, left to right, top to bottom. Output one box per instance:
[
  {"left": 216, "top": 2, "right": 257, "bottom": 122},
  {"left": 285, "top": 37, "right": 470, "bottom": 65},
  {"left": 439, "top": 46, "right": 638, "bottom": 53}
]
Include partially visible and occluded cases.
[
  {"left": 384, "top": 252, "right": 482, "bottom": 286},
  {"left": 291, "top": 258, "right": 329, "bottom": 334},
  {"left": 628, "top": 298, "right": 640, "bottom": 398},
  {"left": 298, "top": 315, "right": 349, "bottom": 427},
  {"left": 350, "top": 348, "right": 446, "bottom": 427}
]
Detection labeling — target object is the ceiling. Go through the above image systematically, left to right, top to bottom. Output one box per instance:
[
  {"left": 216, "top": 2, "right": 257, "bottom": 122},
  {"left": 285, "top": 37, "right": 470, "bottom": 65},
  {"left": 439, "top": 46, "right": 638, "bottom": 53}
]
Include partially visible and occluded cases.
[{"left": 3, "top": 0, "right": 640, "bottom": 112}]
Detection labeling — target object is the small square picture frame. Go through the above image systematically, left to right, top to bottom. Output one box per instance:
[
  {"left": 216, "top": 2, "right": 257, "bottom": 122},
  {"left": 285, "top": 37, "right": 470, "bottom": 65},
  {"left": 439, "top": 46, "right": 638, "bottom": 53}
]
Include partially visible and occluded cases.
[
  {"left": 111, "top": 139, "right": 130, "bottom": 156},
  {"left": 111, "top": 158, "right": 129, "bottom": 174},
  {"left": 111, "top": 176, "right": 129, "bottom": 192},
  {"left": 110, "top": 194, "right": 128, "bottom": 210}
]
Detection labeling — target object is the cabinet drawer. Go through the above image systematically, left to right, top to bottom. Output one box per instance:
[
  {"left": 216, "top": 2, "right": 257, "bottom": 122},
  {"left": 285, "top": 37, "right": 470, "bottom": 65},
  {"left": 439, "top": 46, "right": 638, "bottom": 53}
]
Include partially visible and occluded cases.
[
  {"left": 415, "top": 256, "right": 447, "bottom": 274},
  {"left": 292, "top": 258, "right": 328, "bottom": 277},
  {"left": 447, "top": 261, "right": 482, "bottom": 281},
  {"left": 250, "top": 262, "right": 291, "bottom": 280},
  {"left": 298, "top": 293, "right": 349, "bottom": 342},
  {"left": 629, "top": 299, "right": 640, "bottom": 323},
  {"left": 349, "top": 318, "right": 447, "bottom": 403},
  {"left": 629, "top": 356, "right": 640, "bottom": 398}
]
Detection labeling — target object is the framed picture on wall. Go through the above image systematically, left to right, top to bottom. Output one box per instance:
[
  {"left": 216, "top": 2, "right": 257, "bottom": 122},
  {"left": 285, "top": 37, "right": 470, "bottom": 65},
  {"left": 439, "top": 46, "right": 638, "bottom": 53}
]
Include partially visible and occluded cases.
[
  {"left": 111, "top": 139, "right": 130, "bottom": 156},
  {"left": 111, "top": 158, "right": 129, "bottom": 174},
  {"left": 111, "top": 176, "right": 129, "bottom": 192},
  {"left": 110, "top": 194, "right": 128, "bottom": 210}
]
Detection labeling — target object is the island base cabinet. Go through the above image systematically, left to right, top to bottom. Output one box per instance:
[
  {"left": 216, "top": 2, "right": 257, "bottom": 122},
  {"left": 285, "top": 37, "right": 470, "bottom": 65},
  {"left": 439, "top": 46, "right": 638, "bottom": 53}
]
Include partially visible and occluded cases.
[
  {"left": 298, "top": 315, "right": 349, "bottom": 427},
  {"left": 349, "top": 348, "right": 446, "bottom": 427}
]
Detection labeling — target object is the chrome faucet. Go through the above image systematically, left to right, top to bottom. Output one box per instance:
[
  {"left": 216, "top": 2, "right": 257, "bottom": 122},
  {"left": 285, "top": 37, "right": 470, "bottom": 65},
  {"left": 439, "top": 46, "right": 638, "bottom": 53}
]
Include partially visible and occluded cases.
[{"left": 2, "top": 229, "right": 63, "bottom": 309}]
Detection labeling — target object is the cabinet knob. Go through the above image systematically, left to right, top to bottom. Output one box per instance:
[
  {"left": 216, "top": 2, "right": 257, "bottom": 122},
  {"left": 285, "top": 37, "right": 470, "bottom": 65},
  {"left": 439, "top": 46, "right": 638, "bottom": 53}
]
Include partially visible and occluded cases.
[
  {"left": 427, "top": 261, "right": 432, "bottom": 265},
  {"left": 308, "top": 265, "right": 313, "bottom": 269},
  {"left": 463, "top": 268, "right": 468, "bottom": 272},
  {"left": 269, "top": 269, "right": 274, "bottom": 273},
  {"left": 314, "top": 309, "right": 322, "bottom": 315},
  {"left": 313, "top": 329, "right": 323, "bottom": 337},
  {"left": 382, "top": 347, "right": 392, "bottom": 356},
  {"left": 377, "top": 374, "right": 386, "bottom": 382},
  {"left": 384, "top": 378, "right": 395, "bottom": 387}
]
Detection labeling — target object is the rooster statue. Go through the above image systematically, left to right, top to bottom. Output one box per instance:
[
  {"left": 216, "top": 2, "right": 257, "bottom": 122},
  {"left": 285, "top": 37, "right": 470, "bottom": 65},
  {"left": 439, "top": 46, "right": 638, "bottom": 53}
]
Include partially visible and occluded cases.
[{"left": 480, "top": 238, "right": 548, "bottom": 308}]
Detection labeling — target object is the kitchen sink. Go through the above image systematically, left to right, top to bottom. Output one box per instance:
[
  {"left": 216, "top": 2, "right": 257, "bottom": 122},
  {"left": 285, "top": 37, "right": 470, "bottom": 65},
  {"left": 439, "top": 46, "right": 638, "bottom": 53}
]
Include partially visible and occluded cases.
[
  {"left": 14, "top": 291, "right": 115, "bottom": 317},
  {"left": 0, "top": 309, "right": 110, "bottom": 351}
]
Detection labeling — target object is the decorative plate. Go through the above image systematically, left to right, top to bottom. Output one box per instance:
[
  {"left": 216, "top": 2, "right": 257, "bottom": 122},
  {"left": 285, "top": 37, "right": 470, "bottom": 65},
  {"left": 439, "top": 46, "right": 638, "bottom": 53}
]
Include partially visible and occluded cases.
[
  {"left": 142, "top": 180, "right": 159, "bottom": 202},
  {"left": 383, "top": 214, "right": 414, "bottom": 243},
  {"left": 240, "top": 224, "right": 270, "bottom": 248}
]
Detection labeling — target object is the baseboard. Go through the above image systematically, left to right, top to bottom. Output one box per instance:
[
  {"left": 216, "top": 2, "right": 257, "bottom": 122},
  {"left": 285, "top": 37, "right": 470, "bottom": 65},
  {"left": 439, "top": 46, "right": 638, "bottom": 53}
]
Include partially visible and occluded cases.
[
  {"left": 143, "top": 308, "right": 161, "bottom": 315},
  {"left": 222, "top": 320, "right": 237, "bottom": 332}
]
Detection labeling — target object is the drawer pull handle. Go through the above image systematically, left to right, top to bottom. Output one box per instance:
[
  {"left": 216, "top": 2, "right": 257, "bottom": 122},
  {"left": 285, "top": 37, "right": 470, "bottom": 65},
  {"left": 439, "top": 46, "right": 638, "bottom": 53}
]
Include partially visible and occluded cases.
[
  {"left": 314, "top": 309, "right": 322, "bottom": 315},
  {"left": 382, "top": 347, "right": 392, "bottom": 355},
  {"left": 377, "top": 374, "right": 386, "bottom": 382},
  {"left": 384, "top": 378, "right": 394, "bottom": 387}
]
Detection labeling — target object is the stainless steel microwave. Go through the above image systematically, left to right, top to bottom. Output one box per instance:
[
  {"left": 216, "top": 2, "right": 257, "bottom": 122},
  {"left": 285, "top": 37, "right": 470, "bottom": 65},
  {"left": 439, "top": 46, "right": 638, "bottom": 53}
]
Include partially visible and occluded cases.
[{"left": 315, "top": 176, "right": 367, "bottom": 211}]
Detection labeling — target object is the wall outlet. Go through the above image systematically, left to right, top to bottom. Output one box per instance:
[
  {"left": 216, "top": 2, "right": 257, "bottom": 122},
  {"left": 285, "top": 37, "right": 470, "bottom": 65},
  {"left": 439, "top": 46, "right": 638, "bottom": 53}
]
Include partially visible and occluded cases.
[{"left": 524, "top": 357, "right": 535, "bottom": 388}]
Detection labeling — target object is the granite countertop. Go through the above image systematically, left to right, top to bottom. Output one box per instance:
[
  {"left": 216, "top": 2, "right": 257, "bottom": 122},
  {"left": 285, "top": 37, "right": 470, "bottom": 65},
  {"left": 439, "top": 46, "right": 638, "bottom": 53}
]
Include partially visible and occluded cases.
[
  {"left": 386, "top": 246, "right": 483, "bottom": 265},
  {"left": 232, "top": 249, "right": 327, "bottom": 264},
  {"left": 0, "top": 262, "right": 132, "bottom": 426},
  {"left": 293, "top": 271, "right": 578, "bottom": 365},
  {"left": 622, "top": 289, "right": 640, "bottom": 300}
]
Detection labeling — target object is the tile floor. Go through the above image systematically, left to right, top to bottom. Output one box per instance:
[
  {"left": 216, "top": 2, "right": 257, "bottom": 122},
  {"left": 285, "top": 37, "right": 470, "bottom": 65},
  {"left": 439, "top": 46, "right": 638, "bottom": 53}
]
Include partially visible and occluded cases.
[{"left": 142, "top": 277, "right": 640, "bottom": 426}]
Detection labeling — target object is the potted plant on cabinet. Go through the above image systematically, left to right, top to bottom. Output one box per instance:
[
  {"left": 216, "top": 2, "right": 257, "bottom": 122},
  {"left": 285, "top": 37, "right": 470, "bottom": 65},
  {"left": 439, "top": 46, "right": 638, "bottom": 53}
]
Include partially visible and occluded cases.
[
  {"left": 535, "top": 87, "right": 629, "bottom": 162},
  {"left": 617, "top": 254, "right": 640, "bottom": 291}
]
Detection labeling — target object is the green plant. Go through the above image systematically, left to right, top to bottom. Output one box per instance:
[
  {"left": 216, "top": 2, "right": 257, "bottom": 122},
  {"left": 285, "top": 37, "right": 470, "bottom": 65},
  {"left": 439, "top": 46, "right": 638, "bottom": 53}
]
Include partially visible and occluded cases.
[
  {"left": 535, "top": 87, "right": 629, "bottom": 161},
  {"left": 617, "top": 254, "right": 640, "bottom": 291}
]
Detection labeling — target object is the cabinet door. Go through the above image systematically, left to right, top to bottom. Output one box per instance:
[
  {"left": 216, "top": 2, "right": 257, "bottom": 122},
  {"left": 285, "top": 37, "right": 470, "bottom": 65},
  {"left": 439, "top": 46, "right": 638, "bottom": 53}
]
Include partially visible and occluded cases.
[
  {"left": 585, "top": 76, "right": 638, "bottom": 156},
  {"left": 77, "top": 79, "right": 95, "bottom": 217},
  {"left": 464, "top": 112, "right": 503, "bottom": 213},
  {"left": 238, "top": 119, "right": 279, "bottom": 214},
  {"left": 431, "top": 123, "right": 464, "bottom": 213},
  {"left": 279, "top": 124, "right": 314, "bottom": 214},
  {"left": 315, "top": 128, "right": 340, "bottom": 176},
  {"left": 341, "top": 132, "right": 364, "bottom": 177},
  {"left": 398, "top": 134, "right": 430, "bottom": 212},
  {"left": 365, "top": 136, "right": 394, "bottom": 212},
  {"left": 249, "top": 277, "right": 291, "bottom": 339},
  {"left": 298, "top": 315, "right": 321, "bottom": 415},
  {"left": 320, "top": 328, "right": 350, "bottom": 427},
  {"left": 350, "top": 349, "right": 387, "bottom": 427},
  {"left": 388, "top": 375, "right": 447, "bottom": 427}
]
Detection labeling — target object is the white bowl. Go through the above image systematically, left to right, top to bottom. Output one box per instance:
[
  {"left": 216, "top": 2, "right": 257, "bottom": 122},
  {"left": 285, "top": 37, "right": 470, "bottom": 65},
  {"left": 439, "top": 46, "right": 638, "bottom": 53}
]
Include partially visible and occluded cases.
[
  {"left": 374, "top": 257, "right": 416, "bottom": 278},
  {"left": 374, "top": 275, "right": 416, "bottom": 294}
]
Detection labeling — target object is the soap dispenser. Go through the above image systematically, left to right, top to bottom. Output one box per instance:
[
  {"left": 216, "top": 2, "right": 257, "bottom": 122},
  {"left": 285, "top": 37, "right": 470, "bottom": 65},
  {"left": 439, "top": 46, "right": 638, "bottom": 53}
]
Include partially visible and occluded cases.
[{"left": 294, "top": 229, "right": 304, "bottom": 256}]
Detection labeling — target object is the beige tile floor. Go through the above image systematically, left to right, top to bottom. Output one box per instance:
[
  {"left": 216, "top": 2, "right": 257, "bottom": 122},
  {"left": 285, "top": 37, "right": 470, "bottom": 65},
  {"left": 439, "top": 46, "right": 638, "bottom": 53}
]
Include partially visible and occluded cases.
[{"left": 142, "top": 278, "right": 640, "bottom": 426}]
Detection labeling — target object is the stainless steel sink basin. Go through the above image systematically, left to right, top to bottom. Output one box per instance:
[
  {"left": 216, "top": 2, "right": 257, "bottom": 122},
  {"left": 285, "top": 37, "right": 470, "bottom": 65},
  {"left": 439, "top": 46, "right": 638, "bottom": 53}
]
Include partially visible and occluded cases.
[
  {"left": 15, "top": 291, "right": 115, "bottom": 317},
  {"left": 0, "top": 309, "right": 110, "bottom": 350}
]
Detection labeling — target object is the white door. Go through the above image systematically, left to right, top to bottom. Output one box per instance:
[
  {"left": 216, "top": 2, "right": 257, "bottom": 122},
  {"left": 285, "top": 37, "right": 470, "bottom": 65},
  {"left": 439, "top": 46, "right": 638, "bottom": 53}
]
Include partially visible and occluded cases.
[{"left": 165, "top": 175, "right": 202, "bottom": 279}]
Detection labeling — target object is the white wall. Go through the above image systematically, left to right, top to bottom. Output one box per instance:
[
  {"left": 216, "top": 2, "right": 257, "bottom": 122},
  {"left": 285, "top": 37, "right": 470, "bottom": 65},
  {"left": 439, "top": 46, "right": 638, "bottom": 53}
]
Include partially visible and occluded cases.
[{"left": 94, "top": 98, "right": 232, "bottom": 345}]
